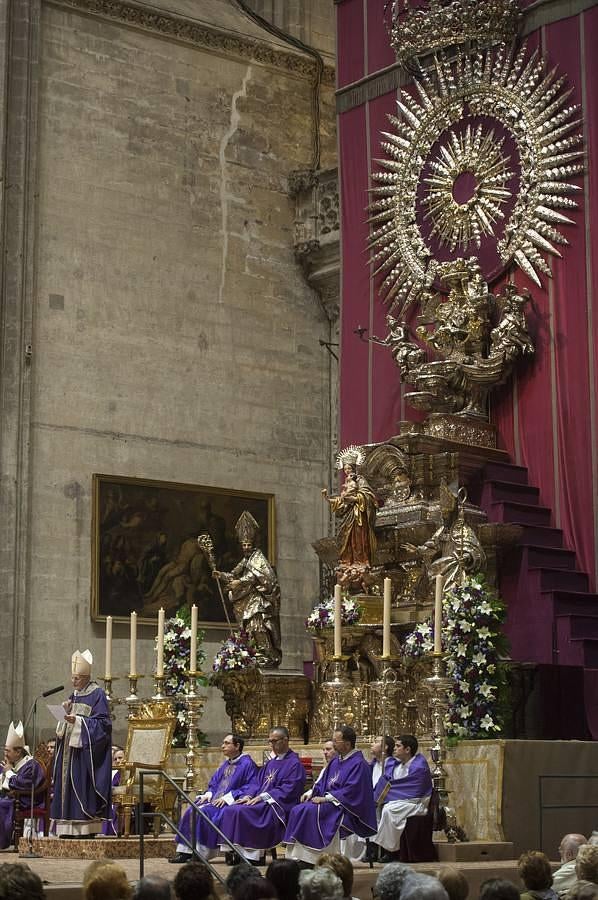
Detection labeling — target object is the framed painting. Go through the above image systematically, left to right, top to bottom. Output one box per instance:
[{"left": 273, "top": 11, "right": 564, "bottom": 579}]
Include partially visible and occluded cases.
[{"left": 91, "top": 474, "right": 275, "bottom": 626}]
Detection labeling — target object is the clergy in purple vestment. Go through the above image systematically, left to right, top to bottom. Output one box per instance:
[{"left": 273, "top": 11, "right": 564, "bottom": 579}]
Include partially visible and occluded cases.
[
  {"left": 50, "top": 649, "right": 112, "bottom": 837},
  {"left": 0, "top": 721, "right": 46, "bottom": 849},
  {"left": 285, "top": 725, "right": 377, "bottom": 865},
  {"left": 216, "top": 726, "right": 306, "bottom": 862},
  {"left": 170, "top": 732, "right": 259, "bottom": 864},
  {"left": 374, "top": 734, "right": 433, "bottom": 855},
  {"left": 101, "top": 746, "right": 125, "bottom": 837}
]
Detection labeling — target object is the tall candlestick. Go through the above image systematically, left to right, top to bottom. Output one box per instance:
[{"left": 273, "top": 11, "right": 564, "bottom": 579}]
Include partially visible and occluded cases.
[
  {"left": 434, "top": 574, "right": 445, "bottom": 653},
  {"left": 383, "top": 577, "right": 392, "bottom": 657},
  {"left": 333, "top": 584, "right": 342, "bottom": 657},
  {"left": 190, "top": 604, "right": 198, "bottom": 672},
  {"left": 156, "top": 607, "right": 165, "bottom": 677},
  {"left": 130, "top": 611, "right": 137, "bottom": 675},
  {"left": 105, "top": 616, "right": 112, "bottom": 680}
]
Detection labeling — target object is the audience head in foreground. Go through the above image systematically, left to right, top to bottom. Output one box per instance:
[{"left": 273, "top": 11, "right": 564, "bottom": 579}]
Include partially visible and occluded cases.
[
  {"left": 561, "top": 835, "right": 589, "bottom": 863},
  {"left": 577, "top": 844, "right": 598, "bottom": 885},
  {"left": 518, "top": 850, "right": 556, "bottom": 898},
  {"left": 316, "top": 853, "right": 354, "bottom": 900},
  {"left": 266, "top": 859, "right": 301, "bottom": 900},
  {"left": 83, "top": 860, "right": 132, "bottom": 900},
  {"left": 173, "top": 861, "right": 215, "bottom": 900},
  {"left": 0, "top": 863, "right": 46, "bottom": 900},
  {"left": 226, "top": 863, "right": 260, "bottom": 900},
  {"left": 373, "top": 863, "right": 416, "bottom": 900},
  {"left": 299, "top": 867, "right": 343, "bottom": 900},
  {"left": 436, "top": 867, "right": 469, "bottom": 900},
  {"left": 400, "top": 874, "right": 449, "bottom": 900},
  {"left": 133, "top": 875, "right": 172, "bottom": 899},
  {"left": 235, "top": 876, "right": 279, "bottom": 900},
  {"left": 479, "top": 879, "right": 521, "bottom": 900}
]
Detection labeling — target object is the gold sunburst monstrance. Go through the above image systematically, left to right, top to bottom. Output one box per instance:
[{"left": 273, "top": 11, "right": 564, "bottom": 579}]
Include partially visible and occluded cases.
[{"left": 369, "top": 43, "right": 583, "bottom": 314}]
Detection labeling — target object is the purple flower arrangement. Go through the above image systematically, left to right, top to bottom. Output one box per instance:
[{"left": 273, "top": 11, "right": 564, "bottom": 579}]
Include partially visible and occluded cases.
[
  {"left": 403, "top": 577, "right": 507, "bottom": 738},
  {"left": 305, "top": 596, "right": 362, "bottom": 631},
  {"left": 212, "top": 630, "right": 258, "bottom": 673}
]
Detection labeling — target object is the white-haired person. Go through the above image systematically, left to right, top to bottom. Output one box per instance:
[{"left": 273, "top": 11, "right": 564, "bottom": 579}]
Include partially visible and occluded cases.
[
  {"left": 50, "top": 649, "right": 112, "bottom": 837},
  {"left": 552, "top": 835, "right": 588, "bottom": 897},
  {"left": 299, "top": 867, "right": 344, "bottom": 900}
]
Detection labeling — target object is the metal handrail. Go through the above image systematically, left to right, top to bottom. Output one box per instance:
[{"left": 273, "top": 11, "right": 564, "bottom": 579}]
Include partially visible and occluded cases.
[{"left": 137, "top": 769, "right": 251, "bottom": 880}]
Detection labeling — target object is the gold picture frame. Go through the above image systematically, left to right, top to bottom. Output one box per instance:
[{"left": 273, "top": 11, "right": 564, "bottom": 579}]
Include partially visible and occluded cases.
[{"left": 91, "top": 473, "right": 275, "bottom": 626}]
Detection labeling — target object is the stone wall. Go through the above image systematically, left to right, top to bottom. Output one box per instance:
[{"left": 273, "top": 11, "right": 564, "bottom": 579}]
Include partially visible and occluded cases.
[{"left": 0, "top": 0, "right": 337, "bottom": 745}]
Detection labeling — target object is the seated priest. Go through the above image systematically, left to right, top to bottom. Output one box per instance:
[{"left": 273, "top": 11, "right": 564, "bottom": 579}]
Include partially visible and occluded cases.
[
  {"left": 50, "top": 649, "right": 112, "bottom": 837},
  {"left": 0, "top": 721, "right": 46, "bottom": 848},
  {"left": 215, "top": 725, "right": 306, "bottom": 863},
  {"left": 284, "top": 725, "right": 377, "bottom": 865},
  {"left": 170, "top": 732, "right": 258, "bottom": 864},
  {"left": 373, "top": 733, "right": 433, "bottom": 861},
  {"left": 300, "top": 739, "right": 337, "bottom": 802}
]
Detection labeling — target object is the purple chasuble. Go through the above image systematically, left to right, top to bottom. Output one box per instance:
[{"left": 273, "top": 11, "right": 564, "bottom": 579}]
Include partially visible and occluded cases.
[
  {"left": 50, "top": 682, "right": 112, "bottom": 829},
  {"left": 284, "top": 749, "right": 377, "bottom": 851},
  {"left": 217, "top": 750, "right": 305, "bottom": 851},
  {"left": 385, "top": 752, "right": 432, "bottom": 802},
  {"left": 177, "top": 753, "right": 258, "bottom": 849},
  {"left": 0, "top": 758, "right": 46, "bottom": 849},
  {"left": 101, "top": 769, "right": 122, "bottom": 837}
]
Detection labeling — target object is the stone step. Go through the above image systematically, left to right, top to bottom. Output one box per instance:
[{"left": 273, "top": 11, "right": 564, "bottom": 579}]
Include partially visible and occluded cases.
[
  {"left": 482, "top": 461, "right": 530, "bottom": 485},
  {"left": 482, "top": 480, "right": 540, "bottom": 506},
  {"left": 490, "top": 500, "right": 552, "bottom": 526},
  {"left": 518, "top": 524, "right": 564, "bottom": 548},
  {"left": 522, "top": 545, "right": 578, "bottom": 570},
  {"left": 535, "top": 567, "right": 590, "bottom": 592},
  {"left": 550, "top": 590, "right": 598, "bottom": 616},
  {"left": 435, "top": 840, "right": 516, "bottom": 862}
]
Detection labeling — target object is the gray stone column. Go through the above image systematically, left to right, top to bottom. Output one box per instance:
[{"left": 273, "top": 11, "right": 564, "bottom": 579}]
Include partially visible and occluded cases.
[{"left": 0, "top": 0, "right": 40, "bottom": 733}]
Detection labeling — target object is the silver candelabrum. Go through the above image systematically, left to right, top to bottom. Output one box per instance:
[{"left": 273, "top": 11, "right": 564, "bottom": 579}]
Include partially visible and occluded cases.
[
  {"left": 423, "top": 652, "right": 467, "bottom": 843},
  {"left": 370, "top": 655, "right": 401, "bottom": 738},
  {"left": 322, "top": 656, "right": 350, "bottom": 731}
]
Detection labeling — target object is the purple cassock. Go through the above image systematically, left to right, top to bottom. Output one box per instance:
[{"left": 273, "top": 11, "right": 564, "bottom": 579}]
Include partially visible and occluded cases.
[
  {"left": 51, "top": 681, "right": 112, "bottom": 836},
  {"left": 284, "top": 749, "right": 377, "bottom": 851},
  {"left": 217, "top": 750, "right": 305, "bottom": 851},
  {"left": 385, "top": 752, "right": 432, "bottom": 803},
  {"left": 177, "top": 753, "right": 258, "bottom": 851},
  {"left": 0, "top": 757, "right": 46, "bottom": 849}
]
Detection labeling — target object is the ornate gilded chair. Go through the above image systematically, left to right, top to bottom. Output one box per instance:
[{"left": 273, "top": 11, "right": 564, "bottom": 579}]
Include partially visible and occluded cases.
[{"left": 112, "top": 702, "right": 176, "bottom": 837}]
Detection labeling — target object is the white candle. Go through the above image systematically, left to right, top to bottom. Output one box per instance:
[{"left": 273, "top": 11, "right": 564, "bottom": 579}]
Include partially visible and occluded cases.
[
  {"left": 434, "top": 574, "right": 445, "bottom": 654},
  {"left": 383, "top": 577, "right": 392, "bottom": 658},
  {"left": 333, "top": 584, "right": 342, "bottom": 658},
  {"left": 190, "top": 604, "right": 198, "bottom": 673},
  {"left": 156, "top": 607, "right": 165, "bottom": 677},
  {"left": 130, "top": 611, "right": 137, "bottom": 675},
  {"left": 105, "top": 616, "right": 112, "bottom": 680}
]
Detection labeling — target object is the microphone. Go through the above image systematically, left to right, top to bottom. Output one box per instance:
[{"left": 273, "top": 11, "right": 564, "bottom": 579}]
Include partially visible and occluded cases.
[{"left": 41, "top": 684, "right": 64, "bottom": 698}]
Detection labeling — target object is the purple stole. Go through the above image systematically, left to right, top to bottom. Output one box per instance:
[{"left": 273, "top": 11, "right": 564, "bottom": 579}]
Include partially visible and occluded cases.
[{"left": 385, "top": 753, "right": 433, "bottom": 803}]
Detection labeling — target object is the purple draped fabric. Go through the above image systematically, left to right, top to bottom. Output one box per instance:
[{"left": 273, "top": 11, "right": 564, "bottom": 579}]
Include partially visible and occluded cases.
[
  {"left": 51, "top": 682, "right": 112, "bottom": 830},
  {"left": 217, "top": 750, "right": 305, "bottom": 851},
  {"left": 284, "top": 750, "right": 377, "bottom": 851},
  {"left": 178, "top": 753, "right": 258, "bottom": 850},
  {"left": 385, "top": 753, "right": 432, "bottom": 802},
  {"left": 0, "top": 758, "right": 46, "bottom": 849}
]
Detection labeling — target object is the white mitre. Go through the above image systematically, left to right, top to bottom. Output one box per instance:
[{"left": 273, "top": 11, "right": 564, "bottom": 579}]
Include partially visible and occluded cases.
[
  {"left": 71, "top": 649, "right": 93, "bottom": 677},
  {"left": 5, "top": 720, "right": 25, "bottom": 749}
]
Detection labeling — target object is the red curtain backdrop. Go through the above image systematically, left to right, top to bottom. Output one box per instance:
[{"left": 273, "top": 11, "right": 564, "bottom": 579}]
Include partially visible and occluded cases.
[{"left": 337, "top": 1, "right": 598, "bottom": 588}]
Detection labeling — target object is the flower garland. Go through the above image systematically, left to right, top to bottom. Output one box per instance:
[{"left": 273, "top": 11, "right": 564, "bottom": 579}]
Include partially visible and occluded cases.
[
  {"left": 403, "top": 576, "right": 507, "bottom": 738},
  {"left": 305, "top": 595, "right": 362, "bottom": 632},
  {"left": 160, "top": 613, "right": 207, "bottom": 747},
  {"left": 212, "top": 630, "right": 258, "bottom": 673}
]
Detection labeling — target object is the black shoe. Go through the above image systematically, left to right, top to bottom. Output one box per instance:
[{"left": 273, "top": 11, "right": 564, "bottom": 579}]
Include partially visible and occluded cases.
[
  {"left": 225, "top": 851, "right": 241, "bottom": 866},
  {"left": 169, "top": 852, "right": 192, "bottom": 864},
  {"left": 250, "top": 857, "right": 266, "bottom": 867}
]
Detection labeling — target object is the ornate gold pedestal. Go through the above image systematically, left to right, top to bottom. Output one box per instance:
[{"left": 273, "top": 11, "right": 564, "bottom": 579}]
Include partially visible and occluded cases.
[{"left": 212, "top": 669, "right": 311, "bottom": 739}]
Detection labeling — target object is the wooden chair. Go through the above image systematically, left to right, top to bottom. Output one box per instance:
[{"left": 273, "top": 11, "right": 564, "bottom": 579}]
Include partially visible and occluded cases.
[
  {"left": 112, "top": 701, "right": 176, "bottom": 837},
  {"left": 10, "top": 743, "right": 52, "bottom": 847}
]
